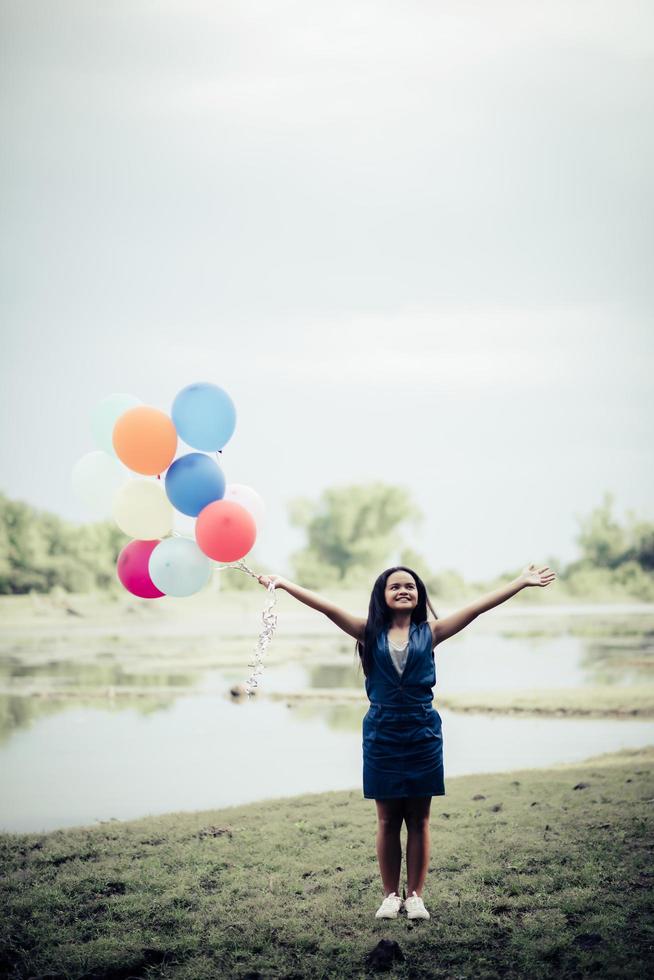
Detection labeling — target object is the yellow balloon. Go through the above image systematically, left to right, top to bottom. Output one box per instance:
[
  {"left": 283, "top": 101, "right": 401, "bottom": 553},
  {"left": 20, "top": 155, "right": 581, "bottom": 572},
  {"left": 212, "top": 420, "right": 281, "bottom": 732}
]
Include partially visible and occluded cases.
[{"left": 112, "top": 480, "right": 173, "bottom": 539}]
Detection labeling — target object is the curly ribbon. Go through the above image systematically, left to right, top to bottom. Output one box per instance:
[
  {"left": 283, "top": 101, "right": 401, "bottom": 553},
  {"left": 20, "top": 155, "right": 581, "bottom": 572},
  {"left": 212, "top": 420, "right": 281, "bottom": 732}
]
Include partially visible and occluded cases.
[
  {"left": 169, "top": 532, "right": 277, "bottom": 696},
  {"left": 212, "top": 558, "right": 278, "bottom": 697}
]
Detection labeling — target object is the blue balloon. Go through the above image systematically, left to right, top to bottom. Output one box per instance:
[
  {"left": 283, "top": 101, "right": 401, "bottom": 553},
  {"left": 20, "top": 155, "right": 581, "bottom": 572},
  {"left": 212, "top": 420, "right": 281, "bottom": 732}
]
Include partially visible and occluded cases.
[
  {"left": 172, "top": 382, "right": 236, "bottom": 451},
  {"left": 165, "top": 452, "right": 225, "bottom": 517},
  {"left": 149, "top": 537, "right": 211, "bottom": 597}
]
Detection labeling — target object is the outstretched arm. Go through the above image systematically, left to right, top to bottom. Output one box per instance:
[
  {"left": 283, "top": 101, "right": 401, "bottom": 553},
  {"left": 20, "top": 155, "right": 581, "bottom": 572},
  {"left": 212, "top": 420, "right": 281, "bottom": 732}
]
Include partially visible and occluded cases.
[
  {"left": 431, "top": 563, "right": 556, "bottom": 646},
  {"left": 257, "top": 575, "right": 366, "bottom": 642}
]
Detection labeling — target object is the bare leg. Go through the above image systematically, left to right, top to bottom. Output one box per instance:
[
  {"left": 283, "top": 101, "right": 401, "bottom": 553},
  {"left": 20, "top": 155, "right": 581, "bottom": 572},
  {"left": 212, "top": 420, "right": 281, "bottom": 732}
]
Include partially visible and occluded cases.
[
  {"left": 404, "top": 796, "right": 432, "bottom": 897},
  {"left": 374, "top": 799, "right": 404, "bottom": 896}
]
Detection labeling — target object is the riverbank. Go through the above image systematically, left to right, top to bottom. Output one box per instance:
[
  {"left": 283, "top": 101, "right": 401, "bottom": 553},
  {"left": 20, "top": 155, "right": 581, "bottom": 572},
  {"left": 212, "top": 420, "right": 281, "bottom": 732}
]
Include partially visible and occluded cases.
[
  {"left": 8, "top": 684, "right": 654, "bottom": 720},
  {"left": 266, "top": 685, "right": 654, "bottom": 718},
  {"left": 1, "top": 746, "right": 652, "bottom": 979}
]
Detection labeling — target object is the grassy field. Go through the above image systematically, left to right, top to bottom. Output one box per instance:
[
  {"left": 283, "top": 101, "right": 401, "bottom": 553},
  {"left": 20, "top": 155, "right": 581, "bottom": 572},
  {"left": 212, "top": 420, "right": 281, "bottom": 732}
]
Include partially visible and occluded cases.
[{"left": 1, "top": 746, "right": 653, "bottom": 979}]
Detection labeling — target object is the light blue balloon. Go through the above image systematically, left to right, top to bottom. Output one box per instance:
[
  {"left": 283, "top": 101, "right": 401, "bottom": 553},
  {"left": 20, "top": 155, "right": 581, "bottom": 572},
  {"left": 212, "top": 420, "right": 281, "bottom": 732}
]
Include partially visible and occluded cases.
[
  {"left": 172, "top": 382, "right": 236, "bottom": 451},
  {"left": 91, "top": 393, "right": 141, "bottom": 457},
  {"left": 148, "top": 537, "right": 211, "bottom": 597}
]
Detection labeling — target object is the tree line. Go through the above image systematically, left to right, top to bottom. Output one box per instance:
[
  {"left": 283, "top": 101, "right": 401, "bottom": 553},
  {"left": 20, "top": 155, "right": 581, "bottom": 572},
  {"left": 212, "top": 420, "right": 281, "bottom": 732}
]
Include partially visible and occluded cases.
[{"left": 0, "top": 487, "right": 652, "bottom": 600}]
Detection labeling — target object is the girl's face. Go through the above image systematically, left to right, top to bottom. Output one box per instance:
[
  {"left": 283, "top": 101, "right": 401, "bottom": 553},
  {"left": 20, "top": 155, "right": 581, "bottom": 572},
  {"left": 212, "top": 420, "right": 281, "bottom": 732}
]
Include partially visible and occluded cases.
[{"left": 384, "top": 571, "right": 418, "bottom": 613}]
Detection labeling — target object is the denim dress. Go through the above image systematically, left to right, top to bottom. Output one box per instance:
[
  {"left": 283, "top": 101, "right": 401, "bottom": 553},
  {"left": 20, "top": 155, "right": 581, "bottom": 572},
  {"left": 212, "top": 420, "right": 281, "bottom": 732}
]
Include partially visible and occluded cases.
[{"left": 362, "top": 621, "right": 445, "bottom": 799}]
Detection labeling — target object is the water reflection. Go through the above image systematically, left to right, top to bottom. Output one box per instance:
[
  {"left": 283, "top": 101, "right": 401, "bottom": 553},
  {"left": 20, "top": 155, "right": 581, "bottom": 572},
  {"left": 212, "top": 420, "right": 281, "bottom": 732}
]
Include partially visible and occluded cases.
[
  {"left": 272, "top": 629, "right": 654, "bottom": 697},
  {"left": 579, "top": 641, "right": 654, "bottom": 686},
  {"left": 0, "top": 657, "right": 196, "bottom": 689},
  {"left": 308, "top": 662, "right": 361, "bottom": 690},
  {"left": 0, "top": 692, "right": 178, "bottom": 747},
  {"left": 287, "top": 700, "right": 364, "bottom": 733}
]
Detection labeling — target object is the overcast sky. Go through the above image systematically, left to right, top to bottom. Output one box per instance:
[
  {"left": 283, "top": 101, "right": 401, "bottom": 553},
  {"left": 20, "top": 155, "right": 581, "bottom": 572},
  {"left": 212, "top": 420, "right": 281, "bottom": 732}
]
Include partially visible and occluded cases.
[{"left": 1, "top": 1, "right": 653, "bottom": 581}]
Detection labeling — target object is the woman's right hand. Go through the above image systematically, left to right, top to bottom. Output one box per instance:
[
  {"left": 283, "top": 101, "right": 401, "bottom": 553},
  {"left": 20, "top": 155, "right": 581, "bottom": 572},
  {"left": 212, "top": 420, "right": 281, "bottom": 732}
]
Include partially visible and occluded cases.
[{"left": 257, "top": 573, "right": 285, "bottom": 590}]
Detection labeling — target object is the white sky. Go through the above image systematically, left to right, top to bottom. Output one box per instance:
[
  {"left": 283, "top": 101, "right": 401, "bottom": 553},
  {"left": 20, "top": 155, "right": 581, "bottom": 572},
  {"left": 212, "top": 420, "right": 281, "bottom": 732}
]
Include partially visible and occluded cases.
[{"left": 1, "top": 1, "right": 653, "bottom": 581}]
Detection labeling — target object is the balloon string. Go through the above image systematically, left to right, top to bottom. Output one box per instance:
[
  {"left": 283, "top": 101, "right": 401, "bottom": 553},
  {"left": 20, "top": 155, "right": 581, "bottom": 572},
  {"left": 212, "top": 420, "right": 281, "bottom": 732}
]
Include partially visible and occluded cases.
[{"left": 212, "top": 559, "right": 278, "bottom": 697}]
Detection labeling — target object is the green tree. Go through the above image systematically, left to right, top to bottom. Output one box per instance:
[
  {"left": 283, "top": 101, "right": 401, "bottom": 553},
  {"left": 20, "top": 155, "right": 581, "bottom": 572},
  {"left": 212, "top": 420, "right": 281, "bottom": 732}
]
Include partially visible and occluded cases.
[
  {"left": 289, "top": 483, "right": 421, "bottom": 588},
  {"left": 0, "top": 492, "right": 127, "bottom": 594},
  {"left": 574, "top": 492, "right": 627, "bottom": 568},
  {"left": 623, "top": 511, "right": 654, "bottom": 571},
  {"left": 398, "top": 546, "right": 434, "bottom": 587},
  {"left": 399, "top": 547, "right": 472, "bottom": 604}
]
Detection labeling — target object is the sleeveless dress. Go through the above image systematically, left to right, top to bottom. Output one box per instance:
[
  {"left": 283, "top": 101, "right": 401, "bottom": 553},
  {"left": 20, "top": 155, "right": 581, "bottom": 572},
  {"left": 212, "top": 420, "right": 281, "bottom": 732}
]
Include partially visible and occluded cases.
[{"left": 362, "top": 621, "right": 445, "bottom": 799}]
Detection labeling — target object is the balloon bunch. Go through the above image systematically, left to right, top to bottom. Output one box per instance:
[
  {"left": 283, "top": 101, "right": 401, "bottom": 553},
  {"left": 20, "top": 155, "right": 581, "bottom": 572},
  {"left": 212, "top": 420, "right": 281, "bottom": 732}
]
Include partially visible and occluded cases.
[
  {"left": 71, "top": 383, "right": 264, "bottom": 600},
  {"left": 72, "top": 383, "right": 278, "bottom": 694}
]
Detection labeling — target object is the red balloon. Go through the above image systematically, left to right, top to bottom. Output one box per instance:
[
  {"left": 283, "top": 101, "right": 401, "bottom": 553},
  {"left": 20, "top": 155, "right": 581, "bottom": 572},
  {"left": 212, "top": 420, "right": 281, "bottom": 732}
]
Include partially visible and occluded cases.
[
  {"left": 196, "top": 500, "right": 256, "bottom": 562},
  {"left": 117, "top": 540, "right": 165, "bottom": 598}
]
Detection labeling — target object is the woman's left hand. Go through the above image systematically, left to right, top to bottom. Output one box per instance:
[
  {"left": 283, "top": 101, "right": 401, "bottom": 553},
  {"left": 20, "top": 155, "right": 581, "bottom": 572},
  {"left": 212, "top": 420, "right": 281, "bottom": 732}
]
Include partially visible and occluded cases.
[{"left": 520, "top": 563, "right": 557, "bottom": 588}]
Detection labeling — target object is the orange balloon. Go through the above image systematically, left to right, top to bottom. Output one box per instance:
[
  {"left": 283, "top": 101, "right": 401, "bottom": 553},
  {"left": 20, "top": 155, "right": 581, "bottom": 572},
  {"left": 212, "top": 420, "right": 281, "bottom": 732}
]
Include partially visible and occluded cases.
[
  {"left": 112, "top": 406, "right": 178, "bottom": 476},
  {"left": 196, "top": 500, "right": 256, "bottom": 562}
]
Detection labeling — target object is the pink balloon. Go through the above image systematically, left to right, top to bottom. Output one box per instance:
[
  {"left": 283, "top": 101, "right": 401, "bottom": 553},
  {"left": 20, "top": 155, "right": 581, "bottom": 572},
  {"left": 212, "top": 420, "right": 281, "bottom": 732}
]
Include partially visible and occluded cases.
[{"left": 117, "top": 539, "right": 165, "bottom": 598}]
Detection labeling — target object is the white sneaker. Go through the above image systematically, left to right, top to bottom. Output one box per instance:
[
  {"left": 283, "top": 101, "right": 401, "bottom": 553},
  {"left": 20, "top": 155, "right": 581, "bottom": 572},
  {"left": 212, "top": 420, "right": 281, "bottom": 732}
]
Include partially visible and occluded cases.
[
  {"left": 404, "top": 891, "right": 430, "bottom": 920},
  {"left": 375, "top": 892, "right": 403, "bottom": 919}
]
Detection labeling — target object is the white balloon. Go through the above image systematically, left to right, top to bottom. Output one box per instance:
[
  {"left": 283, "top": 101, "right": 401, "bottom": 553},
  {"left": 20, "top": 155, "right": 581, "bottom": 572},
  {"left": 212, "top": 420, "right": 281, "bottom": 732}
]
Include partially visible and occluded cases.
[
  {"left": 91, "top": 393, "right": 142, "bottom": 457},
  {"left": 71, "top": 451, "right": 129, "bottom": 518},
  {"left": 112, "top": 479, "right": 173, "bottom": 539},
  {"left": 224, "top": 483, "right": 265, "bottom": 528},
  {"left": 173, "top": 509, "right": 197, "bottom": 538},
  {"left": 149, "top": 537, "right": 211, "bottom": 597}
]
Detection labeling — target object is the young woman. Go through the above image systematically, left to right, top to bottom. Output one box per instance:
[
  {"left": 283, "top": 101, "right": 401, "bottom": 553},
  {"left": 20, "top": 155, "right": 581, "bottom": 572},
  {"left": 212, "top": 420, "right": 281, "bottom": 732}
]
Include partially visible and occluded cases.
[{"left": 257, "top": 561, "right": 556, "bottom": 921}]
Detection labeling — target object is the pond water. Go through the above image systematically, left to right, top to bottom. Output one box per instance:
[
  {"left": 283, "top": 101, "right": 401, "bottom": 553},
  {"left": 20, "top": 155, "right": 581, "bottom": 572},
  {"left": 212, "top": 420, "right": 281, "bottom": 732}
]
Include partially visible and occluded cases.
[
  {"left": 1, "top": 609, "right": 653, "bottom": 833},
  {"left": 2, "top": 688, "right": 654, "bottom": 834}
]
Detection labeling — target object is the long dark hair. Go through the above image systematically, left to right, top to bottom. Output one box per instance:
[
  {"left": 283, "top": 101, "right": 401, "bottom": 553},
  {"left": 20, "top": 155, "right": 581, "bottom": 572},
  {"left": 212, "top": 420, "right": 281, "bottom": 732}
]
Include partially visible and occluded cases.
[{"left": 356, "top": 566, "right": 439, "bottom": 678}]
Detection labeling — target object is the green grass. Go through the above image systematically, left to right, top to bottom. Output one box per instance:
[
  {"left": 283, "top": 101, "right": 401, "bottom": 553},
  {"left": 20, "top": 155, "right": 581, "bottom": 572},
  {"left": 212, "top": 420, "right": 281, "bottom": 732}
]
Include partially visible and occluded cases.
[{"left": 1, "top": 747, "right": 653, "bottom": 979}]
